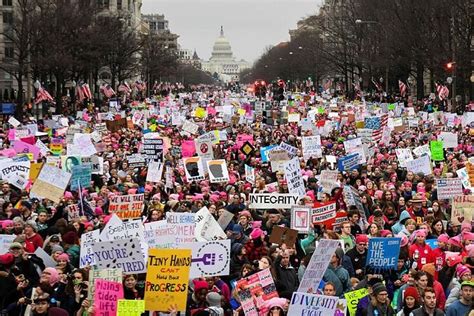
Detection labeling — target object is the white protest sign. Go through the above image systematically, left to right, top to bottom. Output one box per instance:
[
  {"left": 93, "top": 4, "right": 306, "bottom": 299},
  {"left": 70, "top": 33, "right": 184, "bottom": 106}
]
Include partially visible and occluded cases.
[
  {"left": 8, "top": 116, "right": 21, "bottom": 127},
  {"left": 182, "top": 120, "right": 199, "bottom": 135},
  {"left": 438, "top": 132, "right": 458, "bottom": 149},
  {"left": 73, "top": 133, "right": 97, "bottom": 157},
  {"left": 302, "top": 135, "right": 322, "bottom": 159},
  {"left": 195, "top": 137, "right": 214, "bottom": 159},
  {"left": 344, "top": 138, "right": 366, "bottom": 164},
  {"left": 36, "top": 139, "right": 51, "bottom": 156},
  {"left": 280, "top": 142, "right": 298, "bottom": 157},
  {"left": 413, "top": 144, "right": 431, "bottom": 158},
  {"left": 395, "top": 148, "right": 414, "bottom": 168},
  {"left": 81, "top": 155, "right": 104, "bottom": 175},
  {"left": 406, "top": 155, "right": 432, "bottom": 176},
  {"left": 183, "top": 157, "right": 205, "bottom": 182},
  {"left": 284, "top": 158, "right": 306, "bottom": 197},
  {"left": 0, "top": 160, "right": 30, "bottom": 181},
  {"left": 207, "top": 160, "right": 230, "bottom": 183},
  {"left": 146, "top": 161, "right": 163, "bottom": 183},
  {"left": 245, "top": 164, "right": 255, "bottom": 184},
  {"left": 456, "top": 168, "right": 473, "bottom": 190},
  {"left": 319, "top": 170, "right": 339, "bottom": 193},
  {"left": 436, "top": 178, "right": 463, "bottom": 200},
  {"left": 249, "top": 193, "right": 301, "bottom": 209},
  {"left": 291, "top": 206, "right": 311, "bottom": 233},
  {"left": 194, "top": 207, "right": 227, "bottom": 242},
  {"left": 166, "top": 212, "right": 197, "bottom": 244},
  {"left": 99, "top": 214, "right": 144, "bottom": 242},
  {"left": 143, "top": 220, "right": 176, "bottom": 249},
  {"left": 80, "top": 229, "right": 100, "bottom": 268},
  {"left": 0, "top": 234, "right": 15, "bottom": 254},
  {"left": 92, "top": 238, "right": 146, "bottom": 274},
  {"left": 298, "top": 239, "right": 341, "bottom": 293},
  {"left": 182, "top": 240, "right": 231, "bottom": 278},
  {"left": 34, "top": 247, "right": 57, "bottom": 268},
  {"left": 288, "top": 293, "right": 339, "bottom": 316}
]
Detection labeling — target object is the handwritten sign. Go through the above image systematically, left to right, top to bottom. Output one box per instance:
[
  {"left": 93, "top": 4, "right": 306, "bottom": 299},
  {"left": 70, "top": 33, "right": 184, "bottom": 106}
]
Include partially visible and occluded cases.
[
  {"left": 302, "top": 136, "right": 322, "bottom": 159},
  {"left": 430, "top": 140, "right": 444, "bottom": 161},
  {"left": 406, "top": 155, "right": 432, "bottom": 175},
  {"left": 284, "top": 158, "right": 306, "bottom": 197},
  {"left": 30, "top": 164, "right": 71, "bottom": 203},
  {"left": 108, "top": 194, "right": 144, "bottom": 219},
  {"left": 451, "top": 195, "right": 473, "bottom": 225},
  {"left": 194, "top": 206, "right": 227, "bottom": 242},
  {"left": 79, "top": 229, "right": 100, "bottom": 268},
  {"left": 92, "top": 238, "right": 146, "bottom": 274},
  {"left": 144, "top": 248, "right": 192, "bottom": 312},
  {"left": 87, "top": 268, "right": 123, "bottom": 306},
  {"left": 94, "top": 279, "right": 123, "bottom": 316},
  {"left": 344, "top": 288, "right": 368, "bottom": 316},
  {"left": 288, "top": 292, "right": 339, "bottom": 316},
  {"left": 117, "top": 300, "right": 145, "bottom": 316}
]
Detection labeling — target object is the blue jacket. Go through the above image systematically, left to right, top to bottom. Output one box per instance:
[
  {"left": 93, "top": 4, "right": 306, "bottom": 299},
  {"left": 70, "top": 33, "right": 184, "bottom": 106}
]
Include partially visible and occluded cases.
[{"left": 391, "top": 211, "right": 411, "bottom": 235}]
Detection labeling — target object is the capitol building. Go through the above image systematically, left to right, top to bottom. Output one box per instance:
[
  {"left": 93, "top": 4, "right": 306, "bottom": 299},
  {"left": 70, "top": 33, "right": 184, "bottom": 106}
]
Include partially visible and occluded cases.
[{"left": 201, "top": 26, "right": 251, "bottom": 83}]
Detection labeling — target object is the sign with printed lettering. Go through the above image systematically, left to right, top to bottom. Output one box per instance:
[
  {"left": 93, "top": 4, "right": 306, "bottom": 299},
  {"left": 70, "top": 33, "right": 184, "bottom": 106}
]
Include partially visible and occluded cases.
[
  {"left": 436, "top": 178, "right": 463, "bottom": 200},
  {"left": 249, "top": 193, "right": 301, "bottom": 209},
  {"left": 366, "top": 237, "right": 401, "bottom": 271},
  {"left": 92, "top": 238, "right": 146, "bottom": 274},
  {"left": 182, "top": 240, "right": 231, "bottom": 278}
]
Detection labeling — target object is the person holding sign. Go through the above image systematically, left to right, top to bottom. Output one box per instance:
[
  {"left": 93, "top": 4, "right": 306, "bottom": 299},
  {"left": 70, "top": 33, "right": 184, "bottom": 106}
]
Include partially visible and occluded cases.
[{"left": 409, "top": 230, "right": 434, "bottom": 269}]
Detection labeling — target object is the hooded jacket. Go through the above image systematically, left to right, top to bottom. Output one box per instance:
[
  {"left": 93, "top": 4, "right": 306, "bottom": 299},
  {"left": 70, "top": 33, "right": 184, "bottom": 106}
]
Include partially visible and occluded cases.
[{"left": 391, "top": 211, "right": 411, "bottom": 235}]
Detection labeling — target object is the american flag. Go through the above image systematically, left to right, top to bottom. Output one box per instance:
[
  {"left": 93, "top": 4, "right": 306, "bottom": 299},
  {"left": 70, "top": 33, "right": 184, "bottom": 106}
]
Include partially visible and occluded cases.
[
  {"left": 371, "top": 77, "right": 383, "bottom": 92},
  {"left": 323, "top": 79, "right": 333, "bottom": 92},
  {"left": 134, "top": 80, "right": 147, "bottom": 92},
  {"left": 399, "top": 80, "right": 407, "bottom": 97},
  {"left": 118, "top": 82, "right": 131, "bottom": 94},
  {"left": 353, "top": 82, "right": 361, "bottom": 98},
  {"left": 435, "top": 83, "right": 449, "bottom": 100},
  {"left": 100, "top": 84, "right": 115, "bottom": 98},
  {"left": 34, "top": 86, "right": 54, "bottom": 104},
  {"left": 369, "top": 114, "right": 388, "bottom": 142}
]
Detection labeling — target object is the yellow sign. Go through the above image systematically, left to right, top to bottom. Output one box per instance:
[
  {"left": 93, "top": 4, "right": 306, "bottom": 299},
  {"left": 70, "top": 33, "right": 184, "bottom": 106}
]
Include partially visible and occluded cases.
[
  {"left": 195, "top": 107, "right": 207, "bottom": 118},
  {"left": 237, "top": 108, "right": 246, "bottom": 116},
  {"left": 50, "top": 143, "right": 63, "bottom": 156},
  {"left": 29, "top": 162, "right": 43, "bottom": 181},
  {"left": 144, "top": 248, "right": 192, "bottom": 312},
  {"left": 344, "top": 288, "right": 368, "bottom": 316},
  {"left": 117, "top": 299, "right": 145, "bottom": 316}
]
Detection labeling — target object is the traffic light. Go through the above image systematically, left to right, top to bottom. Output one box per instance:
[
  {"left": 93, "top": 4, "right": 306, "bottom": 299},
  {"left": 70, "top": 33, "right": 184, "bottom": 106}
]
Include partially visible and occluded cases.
[{"left": 446, "top": 62, "right": 453, "bottom": 69}]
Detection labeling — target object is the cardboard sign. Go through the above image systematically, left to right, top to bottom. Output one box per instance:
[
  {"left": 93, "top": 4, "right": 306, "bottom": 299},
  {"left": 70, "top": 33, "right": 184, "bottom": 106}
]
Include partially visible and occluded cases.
[
  {"left": 106, "top": 118, "right": 127, "bottom": 132},
  {"left": 182, "top": 120, "right": 199, "bottom": 135},
  {"left": 302, "top": 135, "right": 322, "bottom": 159},
  {"left": 183, "top": 157, "right": 205, "bottom": 181},
  {"left": 284, "top": 158, "right": 306, "bottom": 197},
  {"left": 207, "top": 159, "right": 230, "bottom": 183},
  {"left": 30, "top": 164, "right": 71, "bottom": 203},
  {"left": 436, "top": 178, "right": 463, "bottom": 200},
  {"left": 249, "top": 193, "right": 301, "bottom": 209},
  {"left": 108, "top": 194, "right": 144, "bottom": 219},
  {"left": 451, "top": 195, "right": 473, "bottom": 225},
  {"left": 194, "top": 206, "right": 227, "bottom": 242},
  {"left": 291, "top": 206, "right": 312, "bottom": 233},
  {"left": 269, "top": 226, "right": 298, "bottom": 247},
  {"left": 80, "top": 229, "right": 100, "bottom": 268},
  {"left": 366, "top": 237, "right": 401, "bottom": 271},
  {"left": 92, "top": 238, "right": 146, "bottom": 274},
  {"left": 298, "top": 239, "right": 341, "bottom": 293},
  {"left": 182, "top": 240, "right": 231, "bottom": 278},
  {"left": 145, "top": 248, "right": 192, "bottom": 312},
  {"left": 236, "top": 268, "right": 279, "bottom": 316},
  {"left": 94, "top": 279, "right": 124, "bottom": 316},
  {"left": 288, "top": 293, "right": 339, "bottom": 316},
  {"left": 117, "top": 300, "right": 145, "bottom": 316}
]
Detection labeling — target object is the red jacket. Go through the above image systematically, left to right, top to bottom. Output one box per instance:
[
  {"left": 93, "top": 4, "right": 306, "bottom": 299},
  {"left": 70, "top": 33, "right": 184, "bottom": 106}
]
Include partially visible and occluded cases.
[
  {"left": 25, "top": 233, "right": 44, "bottom": 253},
  {"left": 409, "top": 242, "right": 433, "bottom": 268}
]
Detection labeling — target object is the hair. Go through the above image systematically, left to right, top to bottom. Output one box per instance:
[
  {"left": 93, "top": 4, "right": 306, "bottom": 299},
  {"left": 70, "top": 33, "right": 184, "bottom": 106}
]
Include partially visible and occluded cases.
[
  {"left": 347, "top": 209, "right": 359, "bottom": 218},
  {"left": 405, "top": 219, "right": 416, "bottom": 226},
  {"left": 324, "top": 230, "right": 340, "bottom": 240},
  {"left": 241, "top": 264, "right": 254, "bottom": 277},
  {"left": 323, "top": 282, "right": 336, "bottom": 291},
  {"left": 422, "top": 287, "right": 436, "bottom": 298}
]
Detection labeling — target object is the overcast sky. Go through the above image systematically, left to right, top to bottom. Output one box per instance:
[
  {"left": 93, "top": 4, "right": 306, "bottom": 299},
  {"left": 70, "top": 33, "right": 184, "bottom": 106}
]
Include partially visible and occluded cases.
[{"left": 141, "top": 0, "right": 322, "bottom": 64}]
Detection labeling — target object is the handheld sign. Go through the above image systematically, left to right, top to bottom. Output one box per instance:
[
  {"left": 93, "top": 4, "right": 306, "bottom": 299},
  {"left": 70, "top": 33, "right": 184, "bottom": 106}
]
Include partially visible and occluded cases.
[{"left": 366, "top": 237, "right": 401, "bottom": 271}]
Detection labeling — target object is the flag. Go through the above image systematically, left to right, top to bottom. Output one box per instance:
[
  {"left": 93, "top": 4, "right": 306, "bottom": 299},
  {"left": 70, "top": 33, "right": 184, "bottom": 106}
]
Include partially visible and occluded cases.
[
  {"left": 371, "top": 77, "right": 383, "bottom": 92},
  {"left": 323, "top": 79, "right": 333, "bottom": 92},
  {"left": 134, "top": 80, "right": 147, "bottom": 92},
  {"left": 399, "top": 80, "right": 407, "bottom": 97},
  {"left": 118, "top": 82, "right": 131, "bottom": 94},
  {"left": 353, "top": 82, "right": 361, "bottom": 98},
  {"left": 81, "top": 83, "right": 92, "bottom": 100},
  {"left": 435, "top": 83, "right": 449, "bottom": 100},
  {"left": 75, "top": 84, "right": 85, "bottom": 102},
  {"left": 100, "top": 84, "right": 115, "bottom": 98},
  {"left": 34, "top": 86, "right": 54, "bottom": 104},
  {"left": 371, "top": 114, "right": 388, "bottom": 142}
]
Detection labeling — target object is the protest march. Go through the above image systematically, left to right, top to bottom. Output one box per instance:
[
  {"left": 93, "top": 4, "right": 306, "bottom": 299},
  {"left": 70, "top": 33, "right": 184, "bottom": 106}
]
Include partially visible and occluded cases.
[{"left": 0, "top": 81, "right": 472, "bottom": 316}]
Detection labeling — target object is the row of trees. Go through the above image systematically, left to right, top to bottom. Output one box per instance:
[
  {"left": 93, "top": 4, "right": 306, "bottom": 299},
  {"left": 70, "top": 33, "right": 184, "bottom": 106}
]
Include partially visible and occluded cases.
[
  {"left": 1, "top": 0, "right": 213, "bottom": 109},
  {"left": 243, "top": 0, "right": 473, "bottom": 101}
]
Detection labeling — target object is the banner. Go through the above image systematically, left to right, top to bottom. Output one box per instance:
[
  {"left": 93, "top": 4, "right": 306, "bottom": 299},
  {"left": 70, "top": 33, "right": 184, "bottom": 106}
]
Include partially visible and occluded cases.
[
  {"left": 302, "top": 135, "right": 322, "bottom": 159},
  {"left": 143, "top": 136, "right": 164, "bottom": 162},
  {"left": 430, "top": 140, "right": 444, "bottom": 161},
  {"left": 337, "top": 153, "right": 360, "bottom": 172},
  {"left": 406, "top": 155, "right": 432, "bottom": 176},
  {"left": 183, "top": 157, "right": 205, "bottom": 181},
  {"left": 284, "top": 158, "right": 306, "bottom": 197},
  {"left": 207, "top": 159, "right": 230, "bottom": 183},
  {"left": 30, "top": 164, "right": 71, "bottom": 203},
  {"left": 70, "top": 165, "right": 92, "bottom": 191},
  {"left": 436, "top": 178, "right": 463, "bottom": 200},
  {"left": 249, "top": 193, "right": 300, "bottom": 209},
  {"left": 108, "top": 194, "right": 144, "bottom": 219},
  {"left": 451, "top": 196, "right": 473, "bottom": 225},
  {"left": 312, "top": 202, "right": 337, "bottom": 227},
  {"left": 194, "top": 206, "right": 227, "bottom": 242},
  {"left": 291, "top": 206, "right": 311, "bottom": 233},
  {"left": 79, "top": 229, "right": 100, "bottom": 268},
  {"left": 366, "top": 237, "right": 401, "bottom": 271},
  {"left": 92, "top": 238, "right": 146, "bottom": 274},
  {"left": 298, "top": 239, "right": 340, "bottom": 293},
  {"left": 182, "top": 240, "right": 231, "bottom": 278},
  {"left": 145, "top": 248, "right": 191, "bottom": 312},
  {"left": 236, "top": 268, "right": 278, "bottom": 315},
  {"left": 94, "top": 279, "right": 123, "bottom": 316},
  {"left": 344, "top": 288, "right": 369, "bottom": 316},
  {"left": 288, "top": 292, "right": 339, "bottom": 316},
  {"left": 117, "top": 300, "right": 145, "bottom": 316}
]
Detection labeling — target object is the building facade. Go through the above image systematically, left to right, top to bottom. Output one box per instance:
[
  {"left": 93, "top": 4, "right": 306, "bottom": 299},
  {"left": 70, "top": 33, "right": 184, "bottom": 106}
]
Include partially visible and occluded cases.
[
  {"left": 142, "top": 14, "right": 179, "bottom": 50},
  {"left": 201, "top": 26, "right": 250, "bottom": 83}
]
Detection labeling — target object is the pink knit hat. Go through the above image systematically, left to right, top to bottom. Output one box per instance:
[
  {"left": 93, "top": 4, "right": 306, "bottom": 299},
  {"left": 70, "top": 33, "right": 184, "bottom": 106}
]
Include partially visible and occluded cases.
[
  {"left": 250, "top": 228, "right": 265, "bottom": 240},
  {"left": 437, "top": 233, "right": 450, "bottom": 244},
  {"left": 57, "top": 253, "right": 70, "bottom": 262},
  {"left": 456, "top": 264, "right": 471, "bottom": 278},
  {"left": 43, "top": 267, "right": 59, "bottom": 285},
  {"left": 263, "top": 297, "right": 287, "bottom": 310}
]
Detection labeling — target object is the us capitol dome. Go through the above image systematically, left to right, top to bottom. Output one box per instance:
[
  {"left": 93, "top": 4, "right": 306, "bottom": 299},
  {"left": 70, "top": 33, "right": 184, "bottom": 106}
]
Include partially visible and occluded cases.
[{"left": 201, "top": 26, "right": 250, "bottom": 83}]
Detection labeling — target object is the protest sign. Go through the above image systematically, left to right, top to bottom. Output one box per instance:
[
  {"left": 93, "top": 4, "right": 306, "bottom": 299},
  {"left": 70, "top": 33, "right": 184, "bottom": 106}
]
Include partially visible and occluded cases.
[
  {"left": 106, "top": 118, "right": 127, "bottom": 132},
  {"left": 182, "top": 120, "right": 199, "bottom": 135},
  {"left": 438, "top": 132, "right": 458, "bottom": 148},
  {"left": 73, "top": 133, "right": 97, "bottom": 157},
  {"left": 142, "top": 135, "right": 164, "bottom": 162},
  {"left": 302, "top": 135, "right": 322, "bottom": 159},
  {"left": 195, "top": 137, "right": 214, "bottom": 159},
  {"left": 343, "top": 138, "right": 366, "bottom": 164},
  {"left": 13, "top": 140, "right": 40, "bottom": 160},
  {"left": 181, "top": 140, "right": 196, "bottom": 158},
  {"left": 430, "top": 141, "right": 444, "bottom": 161},
  {"left": 279, "top": 142, "right": 298, "bottom": 157},
  {"left": 260, "top": 145, "right": 278, "bottom": 162},
  {"left": 395, "top": 148, "right": 414, "bottom": 168},
  {"left": 337, "top": 153, "right": 360, "bottom": 172},
  {"left": 126, "top": 154, "right": 146, "bottom": 168},
  {"left": 61, "top": 155, "right": 81, "bottom": 173},
  {"left": 81, "top": 155, "right": 104, "bottom": 175},
  {"left": 406, "top": 155, "right": 432, "bottom": 175},
  {"left": 183, "top": 156, "right": 205, "bottom": 181},
  {"left": 284, "top": 158, "right": 306, "bottom": 197},
  {"left": 207, "top": 159, "right": 230, "bottom": 183},
  {"left": 0, "top": 160, "right": 30, "bottom": 181},
  {"left": 145, "top": 161, "right": 163, "bottom": 183},
  {"left": 30, "top": 164, "right": 71, "bottom": 203},
  {"left": 245, "top": 164, "right": 255, "bottom": 184},
  {"left": 70, "top": 165, "right": 92, "bottom": 191},
  {"left": 457, "top": 168, "right": 473, "bottom": 190},
  {"left": 319, "top": 170, "right": 339, "bottom": 193},
  {"left": 436, "top": 178, "right": 463, "bottom": 200},
  {"left": 249, "top": 193, "right": 300, "bottom": 209},
  {"left": 108, "top": 194, "right": 144, "bottom": 219},
  {"left": 451, "top": 196, "right": 473, "bottom": 225},
  {"left": 312, "top": 202, "right": 337, "bottom": 227},
  {"left": 67, "top": 204, "right": 80, "bottom": 221},
  {"left": 195, "top": 206, "right": 227, "bottom": 242},
  {"left": 291, "top": 206, "right": 311, "bottom": 233},
  {"left": 217, "top": 209, "right": 235, "bottom": 230},
  {"left": 166, "top": 212, "right": 197, "bottom": 244},
  {"left": 100, "top": 214, "right": 144, "bottom": 242},
  {"left": 143, "top": 220, "right": 176, "bottom": 249},
  {"left": 269, "top": 226, "right": 298, "bottom": 247},
  {"left": 80, "top": 229, "right": 100, "bottom": 268},
  {"left": 0, "top": 234, "right": 15, "bottom": 254},
  {"left": 366, "top": 237, "right": 401, "bottom": 271},
  {"left": 92, "top": 238, "right": 146, "bottom": 274},
  {"left": 298, "top": 239, "right": 341, "bottom": 293},
  {"left": 182, "top": 240, "right": 231, "bottom": 278},
  {"left": 34, "top": 247, "right": 57, "bottom": 268},
  {"left": 145, "top": 248, "right": 192, "bottom": 312},
  {"left": 87, "top": 268, "right": 123, "bottom": 304},
  {"left": 236, "top": 268, "right": 279, "bottom": 316},
  {"left": 94, "top": 279, "right": 124, "bottom": 316},
  {"left": 344, "top": 288, "right": 369, "bottom": 316},
  {"left": 288, "top": 292, "right": 339, "bottom": 316},
  {"left": 117, "top": 300, "right": 145, "bottom": 316}
]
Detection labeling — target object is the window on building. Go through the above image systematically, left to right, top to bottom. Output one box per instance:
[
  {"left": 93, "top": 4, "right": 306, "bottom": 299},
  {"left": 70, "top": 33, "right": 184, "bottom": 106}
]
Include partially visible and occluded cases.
[
  {"left": 2, "top": 0, "right": 12, "bottom": 6},
  {"left": 117, "top": 0, "right": 122, "bottom": 10},
  {"left": 3, "top": 11, "right": 13, "bottom": 24},
  {"left": 157, "top": 22, "right": 165, "bottom": 30},
  {"left": 5, "top": 45, "right": 14, "bottom": 59}
]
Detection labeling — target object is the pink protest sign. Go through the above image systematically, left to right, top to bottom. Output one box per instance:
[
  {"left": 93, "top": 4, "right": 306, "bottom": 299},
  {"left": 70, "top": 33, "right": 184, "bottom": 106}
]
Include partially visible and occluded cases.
[
  {"left": 207, "top": 106, "right": 217, "bottom": 116},
  {"left": 236, "top": 134, "right": 254, "bottom": 149},
  {"left": 20, "top": 135, "right": 35, "bottom": 145},
  {"left": 13, "top": 140, "right": 40, "bottom": 160},
  {"left": 181, "top": 140, "right": 196, "bottom": 158},
  {"left": 0, "top": 148, "right": 17, "bottom": 158},
  {"left": 94, "top": 279, "right": 123, "bottom": 316}
]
